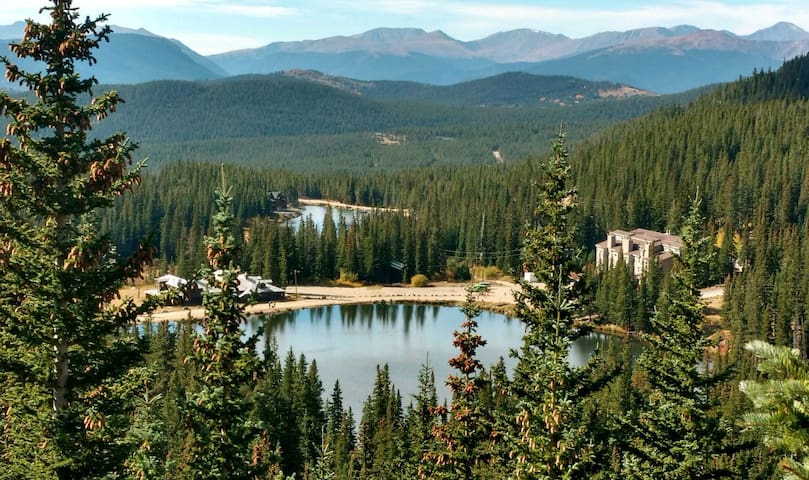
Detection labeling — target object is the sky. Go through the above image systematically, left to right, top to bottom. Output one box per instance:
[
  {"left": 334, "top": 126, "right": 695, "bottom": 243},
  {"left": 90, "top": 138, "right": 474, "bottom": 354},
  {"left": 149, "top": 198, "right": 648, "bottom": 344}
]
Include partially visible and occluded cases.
[{"left": 2, "top": 0, "right": 809, "bottom": 55}]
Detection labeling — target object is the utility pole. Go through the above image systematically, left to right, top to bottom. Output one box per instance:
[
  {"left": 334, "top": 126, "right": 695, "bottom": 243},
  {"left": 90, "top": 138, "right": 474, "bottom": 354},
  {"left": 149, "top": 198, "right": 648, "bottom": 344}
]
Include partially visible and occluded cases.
[
  {"left": 479, "top": 212, "right": 486, "bottom": 281},
  {"left": 293, "top": 269, "right": 299, "bottom": 299}
]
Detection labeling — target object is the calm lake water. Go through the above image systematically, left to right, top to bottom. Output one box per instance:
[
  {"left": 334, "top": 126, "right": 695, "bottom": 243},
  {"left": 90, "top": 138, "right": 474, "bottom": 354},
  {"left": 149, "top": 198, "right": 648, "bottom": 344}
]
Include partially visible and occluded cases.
[
  {"left": 284, "top": 204, "right": 361, "bottom": 231},
  {"left": 246, "top": 304, "right": 639, "bottom": 416}
]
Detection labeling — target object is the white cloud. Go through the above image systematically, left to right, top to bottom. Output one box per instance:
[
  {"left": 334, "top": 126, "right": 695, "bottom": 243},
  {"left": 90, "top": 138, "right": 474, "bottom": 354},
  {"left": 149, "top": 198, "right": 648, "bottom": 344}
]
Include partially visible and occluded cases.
[
  {"left": 362, "top": 0, "right": 435, "bottom": 15},
  {"left": 48, "top": 1, "right": 297, "bottom": 17},
  {"left": 210, "top": 4, "right": 296, "bottom": 18}
]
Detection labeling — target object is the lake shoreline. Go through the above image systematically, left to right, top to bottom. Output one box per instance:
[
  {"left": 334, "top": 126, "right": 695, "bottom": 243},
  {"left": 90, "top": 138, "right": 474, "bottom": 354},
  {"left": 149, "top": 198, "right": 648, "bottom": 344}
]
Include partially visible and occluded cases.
[
  {"left": 297, "top": 197, "right": 409, "bottom": 214},
  {"left": 136, "top": 281, "right": 724, "bottom": 325},
  {"left": 137, "top": 281, "right": 519, "bottom": 322}
]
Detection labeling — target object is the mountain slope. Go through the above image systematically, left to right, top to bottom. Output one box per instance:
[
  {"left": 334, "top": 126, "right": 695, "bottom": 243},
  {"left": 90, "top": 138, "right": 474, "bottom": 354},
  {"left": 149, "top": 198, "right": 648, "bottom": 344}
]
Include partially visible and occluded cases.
[
  {"left": 744, "top": 22, "right": 809, "bottom": 42},
  {"left": 1, "top": 26, "right": 222, "bottom": 89},
  {"left": 517, "top": 32, "right": 789, "bottom": 93},
  {"left": 208, "top": 48, "right": 496, "bottom": 85},
  {"left": 281, "top": 70, "right": 655, "bottom": 105},
  {"left": 95, "top": 71, "right": 656, "bottom": 142}
]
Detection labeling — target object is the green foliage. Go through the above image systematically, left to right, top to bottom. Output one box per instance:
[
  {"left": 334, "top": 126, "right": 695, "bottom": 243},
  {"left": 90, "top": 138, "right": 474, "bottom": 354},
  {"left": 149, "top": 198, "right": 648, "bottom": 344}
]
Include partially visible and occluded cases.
[
  {"left": 0, "top": 2, "right": 157, "bottom": 477},
  {"left": 3, "top": 5, "right": 806, "bottom": 477},
  {"left": 79, "top": 72, "right": 695, "bottom": 174},
  {"left": 509, "top": 130, "right": 600, "bottom": 479},
  {"left": 179, "top": 181, "right": 270, "bottom": 478},
  {"left": 622, "top": 197, "right": 734, "bottom": 479},
  {"left": 595, "top": 254, "right": 639, "bottom": 331},
  {"left": 741, "top": 340, "right": 809, "bottom": 480},
  {"left": 406, "top": 361, "right": 439, "bottom": 478},
  {"left": 358, "top": 364, "right": 406, "bottom": 479}
]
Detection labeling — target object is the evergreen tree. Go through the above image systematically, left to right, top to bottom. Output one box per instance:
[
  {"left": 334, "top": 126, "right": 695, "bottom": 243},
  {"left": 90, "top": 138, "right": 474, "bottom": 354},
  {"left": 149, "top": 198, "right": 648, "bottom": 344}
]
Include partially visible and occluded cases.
[
  {"left": 0, "top": 2, "right": 156, "bottom": 477},
  {"left": 509, "top": 129, "right": 598, "bottom": 479},
  {"left": 180, "top": 179, "right": 271, "bottom": 479},
  {"left": 622, "top": 196, "right": 733, "bottom": 479},
  {"left": 635, "top": 256, "right": 663, "bottom": 333},
  {"left": 422, "top": 289, "right": 499, "bottom": 479},
  {"left": 740, "top": 341, "right": 809, "bottom": 480},
  {"left": 407, "top": 360, "right": 439, "bottom": 476},
  {"left": 358, "top": 364, "right": 405, "bottom": 479},
  {"left": 123, "top": 367, "right": 170, "bottom": 480},
  {"left": 334, "top": 407, "right": 358, "bottom": 478}
]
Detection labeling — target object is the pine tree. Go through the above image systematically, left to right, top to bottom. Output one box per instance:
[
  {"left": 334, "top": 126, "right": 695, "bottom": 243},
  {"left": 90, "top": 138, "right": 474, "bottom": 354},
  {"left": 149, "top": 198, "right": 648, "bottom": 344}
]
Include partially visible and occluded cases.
[
  {"left": 0, "top": 2, "right": 156, "bottom": 477},
  {"left": 509, "top": 129, "right": 598, "bottom": 479},
  {"left": 622, "top": 196, "right": 733, "bottom": 479},
  {"left": 740, "top": 341, "right": 809, "bottom": 480}
]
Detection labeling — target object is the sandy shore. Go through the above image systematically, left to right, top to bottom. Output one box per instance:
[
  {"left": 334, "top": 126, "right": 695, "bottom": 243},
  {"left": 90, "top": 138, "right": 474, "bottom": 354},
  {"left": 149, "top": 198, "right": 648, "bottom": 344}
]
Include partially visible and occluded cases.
[
  {"left": 298, "top": 197, "right": 408, "bottom": 214},
  {"left": 139, "top": 281, "right": 519, "bottom": 322},
  {"left": 137, "top": 282, "right": 726, "bottom": 323}
]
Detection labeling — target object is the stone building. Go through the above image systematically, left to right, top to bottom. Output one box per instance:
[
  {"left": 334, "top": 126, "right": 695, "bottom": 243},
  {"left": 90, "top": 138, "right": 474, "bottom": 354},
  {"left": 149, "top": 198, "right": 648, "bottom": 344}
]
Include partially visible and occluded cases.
[{"left": 595, "top": 228, "right": 682, "bottom": 277}]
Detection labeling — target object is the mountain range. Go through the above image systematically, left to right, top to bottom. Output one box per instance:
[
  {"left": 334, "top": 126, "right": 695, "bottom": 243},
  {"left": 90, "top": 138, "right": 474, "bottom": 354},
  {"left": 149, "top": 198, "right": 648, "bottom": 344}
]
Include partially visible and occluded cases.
[{"left": 1, "top": 21, "right": 808, "bottom": 93}]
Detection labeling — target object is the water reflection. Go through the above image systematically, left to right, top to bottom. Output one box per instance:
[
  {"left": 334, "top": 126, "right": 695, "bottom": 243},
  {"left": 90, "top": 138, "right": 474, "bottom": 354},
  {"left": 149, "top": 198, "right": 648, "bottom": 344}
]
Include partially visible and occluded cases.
[
  {"left": 285, "top": 205, "right": 361, "bottom": 231},
  {"left": 247, "top": 304, "right": 640, "bottom": 416}
]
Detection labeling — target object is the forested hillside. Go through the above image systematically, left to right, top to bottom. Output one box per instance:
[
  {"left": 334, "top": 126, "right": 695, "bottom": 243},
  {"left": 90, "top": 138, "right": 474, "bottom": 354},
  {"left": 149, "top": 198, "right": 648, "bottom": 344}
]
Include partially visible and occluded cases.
[
  {"left": 570, "top": 53, "right": 809, "bottom": 354},
  {"left": 282, "top": 70, "right": 656, "bottom": 105},
  {"left": 90, "top": 73, "right": 701, "bottom": 172}
]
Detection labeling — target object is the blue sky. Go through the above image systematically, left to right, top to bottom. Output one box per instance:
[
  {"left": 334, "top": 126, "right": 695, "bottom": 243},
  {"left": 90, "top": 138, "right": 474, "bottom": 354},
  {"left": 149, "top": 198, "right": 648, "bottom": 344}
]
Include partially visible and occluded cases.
[{"left": 2, "top": 1, "right": 808, "bottom": 54}]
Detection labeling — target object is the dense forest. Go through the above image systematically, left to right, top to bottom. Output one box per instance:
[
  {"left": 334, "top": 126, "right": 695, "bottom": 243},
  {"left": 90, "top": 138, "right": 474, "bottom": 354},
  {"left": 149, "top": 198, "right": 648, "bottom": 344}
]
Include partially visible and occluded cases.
[
  {"left": 3, "top": 2, "right": 809, "bottom": 479},
  {"left": 84, "top": 72, "right": 706, "bottom": 172}
]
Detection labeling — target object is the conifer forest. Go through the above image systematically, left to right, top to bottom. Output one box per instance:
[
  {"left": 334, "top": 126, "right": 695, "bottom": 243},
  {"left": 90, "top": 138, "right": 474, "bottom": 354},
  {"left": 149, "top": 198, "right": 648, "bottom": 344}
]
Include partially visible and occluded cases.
[{"left": 2, "top": 1, "right": 809, "bottom": 479}]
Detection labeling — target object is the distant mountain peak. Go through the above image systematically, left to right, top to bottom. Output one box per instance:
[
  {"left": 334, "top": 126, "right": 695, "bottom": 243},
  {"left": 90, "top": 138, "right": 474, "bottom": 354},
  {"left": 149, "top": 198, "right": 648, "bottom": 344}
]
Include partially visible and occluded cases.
[
  {"left": 0, "top": 20, "right": 26, "bottom": 39},
  {"left": 745, "top": 22, "right": 809, "bottom": 42},
  {"left": 109, "top": 25, "right": 160, "bottom": 37},
  {"left": 669, "top": 25, "right": 700, "bottom": 35},
  {"left": 353, "top": 27, "right": 456, "bottom": 48},
  {"left": 356, "top": 27, "right": 430, "bottom": 40},
  {"left": 481, "top": 28, "right": 569, "bottom": 40}
]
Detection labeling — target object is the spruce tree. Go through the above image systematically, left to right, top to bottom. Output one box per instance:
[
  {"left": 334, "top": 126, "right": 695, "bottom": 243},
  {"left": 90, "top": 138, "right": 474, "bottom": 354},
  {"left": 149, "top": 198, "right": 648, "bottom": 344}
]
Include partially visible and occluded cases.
[
  {"left": 0, "top": 2, "right": 155, "bottom": 477},
  {"left": 509, "top": 129, "right": 597, "bottom": 479},
  {"left": 180, "top": 179, "right": 271, "bottom": 479},
  {"left": 622, "top": 196, "right": 732, "bottom": 479},
  {"left": 407, "top": 360, "right": 439, "bottom": 476}
]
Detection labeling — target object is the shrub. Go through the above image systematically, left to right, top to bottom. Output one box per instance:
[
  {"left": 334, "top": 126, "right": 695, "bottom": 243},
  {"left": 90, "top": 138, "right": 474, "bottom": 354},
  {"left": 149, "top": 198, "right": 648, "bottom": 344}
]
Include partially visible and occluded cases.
[
  {"left": 484, "top": 265, "right": 503, "bottom": 279},
  {"left": 410, "top": 274, "right": 430, "bottom": 287}
]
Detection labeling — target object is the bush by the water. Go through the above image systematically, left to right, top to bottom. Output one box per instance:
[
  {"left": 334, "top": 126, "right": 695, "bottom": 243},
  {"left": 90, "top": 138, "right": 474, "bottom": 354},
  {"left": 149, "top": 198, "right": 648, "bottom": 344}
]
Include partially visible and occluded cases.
[{"left": 410, "top": 274, "right": 430, "bottom": 287}]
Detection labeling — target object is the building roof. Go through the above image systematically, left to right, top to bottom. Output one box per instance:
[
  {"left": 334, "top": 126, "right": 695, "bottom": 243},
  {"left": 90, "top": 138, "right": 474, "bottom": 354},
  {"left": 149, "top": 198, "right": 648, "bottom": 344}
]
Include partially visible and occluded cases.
[
  {"left": 595, "top": 228, "right": 683, "bottom": 251},
  {"left": 629, "top": 228, "right": 682, "bottom": 248},
  {"left": 156, "top": 274, "right": 187, "bottom": 288}
]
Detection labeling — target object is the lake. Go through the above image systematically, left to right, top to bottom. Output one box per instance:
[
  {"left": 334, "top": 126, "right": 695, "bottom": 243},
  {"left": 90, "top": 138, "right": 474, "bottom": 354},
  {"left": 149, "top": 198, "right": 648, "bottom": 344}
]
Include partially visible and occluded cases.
[
  {"left": 284, "top": 204, "right": 361, "bottom": 231},
  {"left": 246, "top": 303, "right": 639, "bottom": 416}
]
